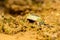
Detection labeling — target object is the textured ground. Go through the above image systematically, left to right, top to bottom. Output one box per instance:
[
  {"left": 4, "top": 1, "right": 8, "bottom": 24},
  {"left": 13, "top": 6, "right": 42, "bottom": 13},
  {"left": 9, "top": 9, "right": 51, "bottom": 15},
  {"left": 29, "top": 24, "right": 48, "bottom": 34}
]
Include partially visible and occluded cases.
[{"left": 0, "top": 0, "right": 60, "bottom": 40}]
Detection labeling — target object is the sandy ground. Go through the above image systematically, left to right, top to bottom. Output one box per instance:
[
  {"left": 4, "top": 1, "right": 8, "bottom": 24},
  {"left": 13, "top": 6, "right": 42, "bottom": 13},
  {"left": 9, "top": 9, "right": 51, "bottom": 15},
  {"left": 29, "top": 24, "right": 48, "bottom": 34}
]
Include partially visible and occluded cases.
[
  {"left": 0, "top": 0, "right": 60, "bottom": 40},
  {"left": 0, "top": 31, "right": 37, "bottom": 40},
  {"left": 0, "top": 33, "right": 16, "bottom": 40}
]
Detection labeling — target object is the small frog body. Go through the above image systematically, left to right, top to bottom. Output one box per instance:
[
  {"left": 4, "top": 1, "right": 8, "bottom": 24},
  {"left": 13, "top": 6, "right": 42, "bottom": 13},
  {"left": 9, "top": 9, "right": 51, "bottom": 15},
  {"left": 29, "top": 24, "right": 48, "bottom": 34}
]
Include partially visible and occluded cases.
[{"left": 26, "top": 14, "right": 45, "bottom": 25}]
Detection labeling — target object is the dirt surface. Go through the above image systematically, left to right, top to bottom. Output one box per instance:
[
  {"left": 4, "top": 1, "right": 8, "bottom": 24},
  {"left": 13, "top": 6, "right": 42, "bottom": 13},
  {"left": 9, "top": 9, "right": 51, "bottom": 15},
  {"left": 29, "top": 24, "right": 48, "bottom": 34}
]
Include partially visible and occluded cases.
[{"left": 0, "top": 0, "right": 60, "bottom": 40}]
